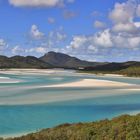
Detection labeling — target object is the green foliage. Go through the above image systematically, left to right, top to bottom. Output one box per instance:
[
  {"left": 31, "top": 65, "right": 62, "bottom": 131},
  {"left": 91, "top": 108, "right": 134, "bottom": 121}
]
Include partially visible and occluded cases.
[
  {"left": 79, "top": 66, "right": 140, "bottom": 77},
  {"left": 117, "top": 67, "right": 140, "bottom": 77},
  {"left": 5, "top": 114, "right": 140, "bottom": 140}
]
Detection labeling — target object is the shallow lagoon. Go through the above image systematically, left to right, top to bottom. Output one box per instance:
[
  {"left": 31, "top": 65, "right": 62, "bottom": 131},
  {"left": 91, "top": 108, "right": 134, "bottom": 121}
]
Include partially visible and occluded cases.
[{"left": 0, "top": 70, "right": 140, "bottom": 137}]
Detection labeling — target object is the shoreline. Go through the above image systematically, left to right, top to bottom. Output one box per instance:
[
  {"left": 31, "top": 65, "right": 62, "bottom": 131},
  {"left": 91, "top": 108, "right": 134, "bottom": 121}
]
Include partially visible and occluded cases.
[
  {"left": 0, "top": 68, "right": 140, "bottom": 78},
  {"left": 0, "top": 68, "right": 140, "bottom": 79},
  {"left": 0, "top": 69, "right": 139, "bottom": 105},
  {"left": 0, "top": 69, "right": 139, "bottom": 138},
  {"left": 0, "top": 76, "right": 20, "bottom": 83},
  {"left": 42, "top": 78, "right": 135, "bottom": 88},
  {"left": 2, "top": 112, "right": 140, "bottom": 139}
]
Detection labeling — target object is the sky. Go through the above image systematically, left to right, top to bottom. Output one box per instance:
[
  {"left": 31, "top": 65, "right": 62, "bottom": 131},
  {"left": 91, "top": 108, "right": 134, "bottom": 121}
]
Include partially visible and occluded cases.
[{"left": 0, "top": 0, "right": 140, "bottom": 62}]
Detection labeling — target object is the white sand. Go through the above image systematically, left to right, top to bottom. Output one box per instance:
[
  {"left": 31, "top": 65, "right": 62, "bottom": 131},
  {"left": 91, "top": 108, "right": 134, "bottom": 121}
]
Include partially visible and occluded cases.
[
  {"left": 0, "top": 69, "right": 75, "bottom": 75},
  {"left": 0, "top": 69, "right": 139, "bottom": 105},
  {"left": 104, "top": 74, "right": 123, "bottom": 77},
  {"left": 0, "top": 76, "right": 20, "bottom": 83},
  {"left": 42, "top": 79, "right": 133, "bottom": 88}
]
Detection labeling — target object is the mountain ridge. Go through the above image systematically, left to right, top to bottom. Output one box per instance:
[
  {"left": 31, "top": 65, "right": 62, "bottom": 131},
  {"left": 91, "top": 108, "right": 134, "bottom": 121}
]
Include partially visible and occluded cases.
[
  {"left": 39, "top": 51, "right": 103, "bottom": 69},
  {"left": 0, "top": 52, "right": 139, "bottom": 75}
]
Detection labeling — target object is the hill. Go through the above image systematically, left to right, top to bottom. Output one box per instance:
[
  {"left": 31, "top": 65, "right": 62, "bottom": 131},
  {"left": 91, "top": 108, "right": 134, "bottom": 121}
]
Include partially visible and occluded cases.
[
  {"left": 40, "top": 51, "right": 103, "bottom": 69},
  {"left": 0, "top": 52, "right": 139, "bottom": 77},
  {"left": 0, "top": 55, "right": 51, "bottom": 69},
  {"left": 83, "top": 61, "right": 140, "bottom": 77},
  {"left": 4, "top": 114, "right": 140, "bottom": 140}
]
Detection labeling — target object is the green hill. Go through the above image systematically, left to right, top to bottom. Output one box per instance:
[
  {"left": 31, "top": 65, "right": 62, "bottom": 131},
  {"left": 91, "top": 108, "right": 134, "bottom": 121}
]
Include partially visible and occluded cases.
[
  {"left": 40, "top": 51, "right": 104, "bottom": 69},
  {"left": 0, "top": 52, "right": 139, "bottom": 77},
  {"left": 0, "top": 55, "right": 51, "bottom": 69},
  {"left": 82, "top": 61, "right": 140, "bottom": 77},
  {"left": 117, "top": 66, "right": 140, "bottom": 77},
  {"left": 4, "top": 114, "right": 140, "bottom": 140}
]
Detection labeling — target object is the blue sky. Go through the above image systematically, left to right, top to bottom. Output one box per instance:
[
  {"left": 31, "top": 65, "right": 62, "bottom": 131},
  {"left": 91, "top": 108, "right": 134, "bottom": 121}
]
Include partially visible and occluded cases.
[{"left": 0, "top": 0, "right": 140, "bottom": 62}]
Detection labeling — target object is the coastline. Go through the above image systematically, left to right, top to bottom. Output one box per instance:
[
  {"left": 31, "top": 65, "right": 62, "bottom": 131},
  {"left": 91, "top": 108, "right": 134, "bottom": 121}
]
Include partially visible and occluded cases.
[
  {"left": 0, "top": 68, "right": 140, "bottom": 78},
  {"left": 0, "top": 68, "right": 76, "bottom": 75},
  {"left": 0, "top": 69, "right": 140, "bottom": 139},
  {"left": 0, "top": 69, "right": 139, "bottom": 105},
  {"left": 0, "top": 76, "right": 20, "bottom": 83},
  {"left": 42, "top": 78, "right": 134, "bottom": 88},
  {"left": 2, "top": 113, "right": 140, "bottom": 139}
]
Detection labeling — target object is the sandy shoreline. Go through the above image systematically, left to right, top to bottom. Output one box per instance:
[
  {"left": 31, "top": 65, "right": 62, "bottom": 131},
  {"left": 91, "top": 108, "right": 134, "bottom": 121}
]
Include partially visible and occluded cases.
[
  {"left": 0, "top": 69, "right": 76, "bottom": 75},
  {"left": 0, "top": 69, "right": 139, "bottom": 105},
  {"left": 0, "top": 69, "right": 139, "bottom": 138},
  {"left": 0, "top": 69, "right": 134, "bottom": 87},
  {"left": 0, "top": 69, "right": 126, "bottom": 78},
  {"left": 0, "top": 76, "right": 20, "bottom": 83},
  {"left": 42, "top": 79, "right": 134, "bottom": 88}
]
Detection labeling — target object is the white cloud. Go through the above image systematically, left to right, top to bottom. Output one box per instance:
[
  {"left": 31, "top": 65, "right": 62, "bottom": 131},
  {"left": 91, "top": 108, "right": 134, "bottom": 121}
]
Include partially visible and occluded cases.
[
  {"left": 7, "top": 0, "right": 140, "bottom": 61},
  {"left": 9, "top": 0, "right": 74, "bottom": 7},
  {"left": 9, "top": 0, "right": 62, "bottom": 7},
  {"left": 66, "top": 0, "right": 140, "bottom": 58},
  {"left": 109, "top": 0, "right": 140, "bottom": 34},
  {"left": 109, "top": 1, "right": 135, "bottom": 24},
  {"left": 136, "top": 4, "right": 140, "bottom": 17},
  {"left": 94, "top": 20, "right": 106, "bottom": 29},
  {"left": 134, "top": 22, "right": 140, "bottom": 27},
  {"left": 112, "top": 23, "right": 138, "bottom": 33},
  {"left": 30, "top": 25, "right": 44, "bottom": 39},
  {"left": 25, "top": 26, "right": 67, "bottom": 55},
  {"left": 48, "top": 27, "right": 67, "bottom": 45},
  {"left": 67, "top": 27, "right": 140, "bottom": 56},
  {"left": 67, "top": 29, "right": 112, "bottom": 55},
  {"left": 94, "top": 29, "right": 113, "bottom": 48},
  {"left": 112, "top": 34, "right": 140, "bottom": 48},
  {"left": 67, "top": 36, "right": 87, "bottom": 49},
  {"left": 129, "top": 37, "right": 140, "bottom": 48},
  {"left": 0, "top": 39, "right": 8, "bottom": 51},
  {"left": 0, "top": 39, "right": 6, "bottom": 47},
  {"left": 12, "top": 45, "right": 24, "bottom": 55},
  {"left": 88, "top": 45, "right": 98, "bottom": 53},
  {"left": 26, "top": 46, "right": 47, "bottom": 54},
  {"left": 35, "top": 47, "right": 47, "bottom": 53}
]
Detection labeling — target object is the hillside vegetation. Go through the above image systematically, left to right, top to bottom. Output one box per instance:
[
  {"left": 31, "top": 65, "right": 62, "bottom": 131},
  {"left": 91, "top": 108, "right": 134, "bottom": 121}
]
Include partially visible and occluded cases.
[
  {"left": 0, "top": 52, "right": 140, "bottom": 77},
  {"left": 82, "top": 62, "right": 140, "bottom": 77},
  {"left": 117, "top": 66, "right": 140, "bottom": 77},
  {"left": 4, "top": 114, "right": 140, "bottom": 140}
]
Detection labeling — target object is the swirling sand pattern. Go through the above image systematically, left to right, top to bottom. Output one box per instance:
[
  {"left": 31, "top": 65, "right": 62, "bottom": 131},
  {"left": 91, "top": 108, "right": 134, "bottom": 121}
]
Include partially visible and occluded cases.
[{"left": 0, "top": 69, "right": 140, "bottom": 137}]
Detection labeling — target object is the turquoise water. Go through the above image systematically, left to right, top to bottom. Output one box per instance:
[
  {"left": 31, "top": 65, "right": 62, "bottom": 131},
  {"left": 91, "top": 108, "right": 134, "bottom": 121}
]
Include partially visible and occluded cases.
[{"left": 0, "top": 71, "right": 140, "bottom": 137}]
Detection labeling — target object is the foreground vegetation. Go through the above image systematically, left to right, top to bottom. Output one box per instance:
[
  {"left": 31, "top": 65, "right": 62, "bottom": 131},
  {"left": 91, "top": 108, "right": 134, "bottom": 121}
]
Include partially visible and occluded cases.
[{"left": 3, "top": 114, "right": 140, "bottom": 140}]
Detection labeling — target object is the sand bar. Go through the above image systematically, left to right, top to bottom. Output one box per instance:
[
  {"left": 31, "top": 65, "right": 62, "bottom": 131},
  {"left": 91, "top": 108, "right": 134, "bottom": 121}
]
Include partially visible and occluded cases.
[
  {"left": 0, "top": 69, "right": 75, "bottom": 75},
  {"left": 0, "top": 76, "right": 20, "bottom": 83},
  {"left": 42, "top": 79, "right": 135, "bottom": 88}
]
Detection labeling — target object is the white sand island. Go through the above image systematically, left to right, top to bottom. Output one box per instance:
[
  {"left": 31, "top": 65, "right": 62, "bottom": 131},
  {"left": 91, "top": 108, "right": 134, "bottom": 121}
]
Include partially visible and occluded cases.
[
  {"left": 0, "top": 69, "right": 139, "bottom": 105},
  {"left": 0, "top": 76, "right": 20, "bottom": 83},
  {"left": 43, "top": 79, "right": 133, "bottom": 88}
]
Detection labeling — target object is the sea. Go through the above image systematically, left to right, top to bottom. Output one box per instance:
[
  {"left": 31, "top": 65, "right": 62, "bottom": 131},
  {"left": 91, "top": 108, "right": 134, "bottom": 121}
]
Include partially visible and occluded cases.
[{"left": 0, "top": 70, "right": 140, "bottom": 137}]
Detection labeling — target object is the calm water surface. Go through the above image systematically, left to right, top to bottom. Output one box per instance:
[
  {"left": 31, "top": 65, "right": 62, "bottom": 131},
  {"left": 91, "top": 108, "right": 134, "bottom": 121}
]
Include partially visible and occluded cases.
[{"left": 0, "top": 71, "right": 140, "bottom": 137}]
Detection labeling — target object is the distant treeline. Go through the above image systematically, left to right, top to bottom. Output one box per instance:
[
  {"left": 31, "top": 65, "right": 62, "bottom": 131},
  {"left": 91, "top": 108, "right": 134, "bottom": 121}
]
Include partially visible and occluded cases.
[
  {"left": 0, "top": 52, "right": 140, "bottom": 77},
  {"left": 81, "top": 62, "right": 140, "bottom": 77}
]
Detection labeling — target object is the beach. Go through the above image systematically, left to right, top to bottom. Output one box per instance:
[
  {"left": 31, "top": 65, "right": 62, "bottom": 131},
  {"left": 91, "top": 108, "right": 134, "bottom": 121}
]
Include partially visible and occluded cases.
[
  {"left": 0, "top": 69, "right": 140, "bottom": 137},
  {"left": 0, "top": 69, "right": 139, "bottom": 105},
  {"left": 0, "top": 69, "right": 75, "bottom": 75},
  {"left": 0, "top": 76, "right": 20, "bottom": 83},
  {"left": 42, "top": 78, "right": 134, "bottom": 88}
]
